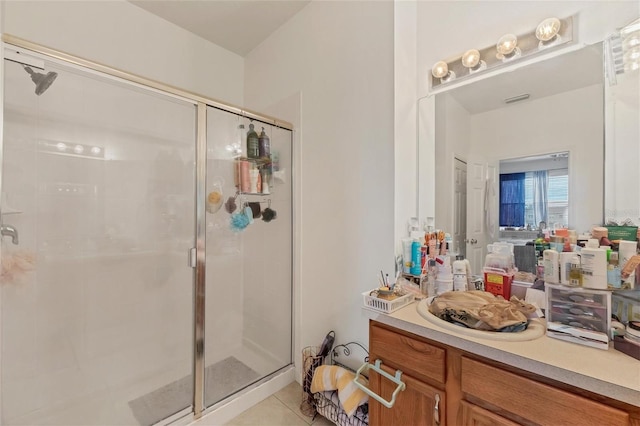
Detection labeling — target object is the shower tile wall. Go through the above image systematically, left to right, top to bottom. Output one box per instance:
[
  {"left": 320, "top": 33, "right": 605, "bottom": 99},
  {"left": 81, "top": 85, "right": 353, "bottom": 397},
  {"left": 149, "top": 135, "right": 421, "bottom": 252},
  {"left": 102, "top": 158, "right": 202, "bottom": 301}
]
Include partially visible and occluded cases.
[{"left": 2, "top": 60, "right": 196, "bottom": 424}]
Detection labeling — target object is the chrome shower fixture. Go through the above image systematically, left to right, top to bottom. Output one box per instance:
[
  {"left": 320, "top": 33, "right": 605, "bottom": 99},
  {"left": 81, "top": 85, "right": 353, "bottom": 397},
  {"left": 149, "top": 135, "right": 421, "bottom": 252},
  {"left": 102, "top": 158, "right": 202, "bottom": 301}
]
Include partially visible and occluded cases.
[{"left": 22, "top": 65, "right": 58, "bottom": 96}]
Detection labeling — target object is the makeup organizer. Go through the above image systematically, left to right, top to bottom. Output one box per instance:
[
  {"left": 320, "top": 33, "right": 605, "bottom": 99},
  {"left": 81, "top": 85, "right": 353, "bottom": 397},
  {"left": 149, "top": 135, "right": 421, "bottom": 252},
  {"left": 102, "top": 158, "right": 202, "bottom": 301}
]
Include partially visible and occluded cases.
[{"left": 545, "top": 284, "right": 611, "bottom": 349}]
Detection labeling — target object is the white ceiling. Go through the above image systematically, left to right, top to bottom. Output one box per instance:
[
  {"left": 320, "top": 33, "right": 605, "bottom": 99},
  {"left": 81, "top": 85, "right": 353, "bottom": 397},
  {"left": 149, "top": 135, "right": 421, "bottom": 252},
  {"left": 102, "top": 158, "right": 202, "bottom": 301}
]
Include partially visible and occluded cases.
[
  {"left": 130, "top": 0, "right": 311, "bottom": 57},
  {"left": 447, "top": 43, "right": 604, "bottom": 114}
]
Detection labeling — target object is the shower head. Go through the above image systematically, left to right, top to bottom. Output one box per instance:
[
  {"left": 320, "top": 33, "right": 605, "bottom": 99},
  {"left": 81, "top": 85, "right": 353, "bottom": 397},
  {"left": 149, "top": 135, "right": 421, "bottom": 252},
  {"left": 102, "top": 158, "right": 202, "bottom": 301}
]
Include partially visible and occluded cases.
[{"left": 22, "top": 65, "right": 58, "bottom": 96}]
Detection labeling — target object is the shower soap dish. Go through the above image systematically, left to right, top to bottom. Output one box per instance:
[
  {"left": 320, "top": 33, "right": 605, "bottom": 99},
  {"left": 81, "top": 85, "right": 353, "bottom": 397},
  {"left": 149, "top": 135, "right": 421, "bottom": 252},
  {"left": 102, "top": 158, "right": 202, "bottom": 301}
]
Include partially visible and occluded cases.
[{"left": 362, "top": 290, "right": 413, "bottom": 314}]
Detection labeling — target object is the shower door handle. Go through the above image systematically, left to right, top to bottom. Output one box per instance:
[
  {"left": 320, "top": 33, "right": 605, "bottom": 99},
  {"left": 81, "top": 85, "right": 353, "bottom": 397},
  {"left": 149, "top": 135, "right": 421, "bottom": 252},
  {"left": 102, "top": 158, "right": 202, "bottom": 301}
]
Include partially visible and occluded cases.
[
  {"left": 1, "top": 224, "right": 19, "bottom": 245},
  {"left": 188, "top": 247, "right": 197, "bottom": 268}
]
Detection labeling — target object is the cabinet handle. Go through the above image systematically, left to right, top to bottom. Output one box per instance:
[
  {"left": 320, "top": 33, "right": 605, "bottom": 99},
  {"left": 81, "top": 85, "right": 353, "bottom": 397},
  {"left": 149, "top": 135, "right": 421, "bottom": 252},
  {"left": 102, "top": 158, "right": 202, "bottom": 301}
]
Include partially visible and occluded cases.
[
  {"left": 353, "top": 359, "right": 406, "bottom": 408},
  {"left": 433, "top": 393, "right": 440, "bottom": 426}
]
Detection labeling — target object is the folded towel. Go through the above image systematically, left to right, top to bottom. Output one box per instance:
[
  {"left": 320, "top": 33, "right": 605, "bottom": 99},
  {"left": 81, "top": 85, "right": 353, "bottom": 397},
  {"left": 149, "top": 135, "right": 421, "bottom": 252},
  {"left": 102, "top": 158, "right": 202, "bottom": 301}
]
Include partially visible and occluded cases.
[{"left": 310, "top": 365, "right": 368, "bottom": 417}]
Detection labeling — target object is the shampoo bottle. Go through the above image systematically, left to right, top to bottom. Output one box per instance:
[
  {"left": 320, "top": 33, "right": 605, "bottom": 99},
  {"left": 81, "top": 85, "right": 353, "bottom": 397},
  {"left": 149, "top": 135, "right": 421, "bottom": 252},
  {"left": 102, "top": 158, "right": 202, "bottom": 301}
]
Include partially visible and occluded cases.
[
  {"left": 246, "top": 123, "right": 259, "bottom": 159},
  {"left": 258, "top": 127, "right": 270, "bottom": 157}
]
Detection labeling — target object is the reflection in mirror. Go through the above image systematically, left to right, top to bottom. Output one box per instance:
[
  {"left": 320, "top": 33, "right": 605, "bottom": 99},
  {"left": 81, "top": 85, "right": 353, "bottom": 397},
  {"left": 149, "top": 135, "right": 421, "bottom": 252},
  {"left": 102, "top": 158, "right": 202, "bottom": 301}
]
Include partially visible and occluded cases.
[
  {"left": 605, "top": 18, "right": 640, "bottom": 226},
  {"left": 428, "top": 43, "right": 604, "bottom": 272},
  {"left": 498, "top": 152, "right": 569, "bottom": 242}
]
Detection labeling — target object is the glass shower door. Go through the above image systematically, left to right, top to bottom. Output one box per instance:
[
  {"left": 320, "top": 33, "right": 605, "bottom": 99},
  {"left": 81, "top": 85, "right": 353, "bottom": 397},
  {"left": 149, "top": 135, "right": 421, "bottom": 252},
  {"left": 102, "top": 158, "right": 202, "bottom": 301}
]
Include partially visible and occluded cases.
[
  {"left": 1, "top": 55, "right": 196, "bottom": 425},
  {"left": 203, "top": 106, "right": 293, "bottom": 408}
]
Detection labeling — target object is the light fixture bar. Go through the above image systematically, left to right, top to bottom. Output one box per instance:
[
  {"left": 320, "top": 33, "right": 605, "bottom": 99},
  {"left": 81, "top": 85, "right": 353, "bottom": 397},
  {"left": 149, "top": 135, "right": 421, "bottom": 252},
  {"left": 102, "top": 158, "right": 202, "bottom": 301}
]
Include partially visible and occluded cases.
[{"left": 429, "top": 15, "right": 575, "bottom": 93}]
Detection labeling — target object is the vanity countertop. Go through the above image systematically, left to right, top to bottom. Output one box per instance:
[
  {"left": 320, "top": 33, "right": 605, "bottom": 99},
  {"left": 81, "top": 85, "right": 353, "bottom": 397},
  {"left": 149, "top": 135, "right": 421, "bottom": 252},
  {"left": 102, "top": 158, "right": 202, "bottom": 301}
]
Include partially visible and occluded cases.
[{"left": 363, "top": 301, "right": 640, "bottom": 408}]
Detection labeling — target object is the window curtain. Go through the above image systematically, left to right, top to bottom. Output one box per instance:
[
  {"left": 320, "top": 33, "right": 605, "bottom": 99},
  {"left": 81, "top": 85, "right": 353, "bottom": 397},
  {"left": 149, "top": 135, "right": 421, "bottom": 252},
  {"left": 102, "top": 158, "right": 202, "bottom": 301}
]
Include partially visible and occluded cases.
[
  {"left": 531, "top": 170, "right": 548, "bottom": 227},
  {"left": 499, "top": 173, "right": 525, "bottom": 227}
]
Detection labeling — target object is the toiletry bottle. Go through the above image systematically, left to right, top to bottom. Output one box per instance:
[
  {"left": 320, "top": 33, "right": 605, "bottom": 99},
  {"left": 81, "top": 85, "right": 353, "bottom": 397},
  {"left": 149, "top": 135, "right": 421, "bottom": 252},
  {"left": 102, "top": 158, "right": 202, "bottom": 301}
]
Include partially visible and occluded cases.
[
  {"left": 246, "top": 123, "right": 259, "bottom": 159},
  {"left": 258, "top": 127, "right": 270, "bottom": 158},
  {"left": 240, "top": 160, "right": 250, "bottom": 193},
  {"left": 249, "top": 164, "right": 259, "bottom": 193},
  {"left": 256, "top": 169, "right": 262, "bottom": 193},
  {"left": 261, "top": 169, "right": 270, "bottom": 194},
  {"left": 402, "top": 238, "right": 413, "bottom": 274},
  {"left": 410, "top": 240, "right": 422, "bottom": 275},
  {"left": 619, "top": 240, "right": 637, "bottom": 288},
  {"left": 580, "top": 247, "right": 607, "bottom": 289},
  {"left": 543, "top": 249, "right": 560, "bottom": 284},
  {"left": 607, "top": 251, "right": 621, "bottom": 289},
  {"left": 559, "top": 252, "right": 574, "bottom": 285},
  {"left": 569, "top": 254, "right": 583, "bottom": 286},
  {"left": 452, "top": 255, "right": 468, "bottom": 291},
  {"left": 427, "top": 259, "right": 437, "bottom": 297}
]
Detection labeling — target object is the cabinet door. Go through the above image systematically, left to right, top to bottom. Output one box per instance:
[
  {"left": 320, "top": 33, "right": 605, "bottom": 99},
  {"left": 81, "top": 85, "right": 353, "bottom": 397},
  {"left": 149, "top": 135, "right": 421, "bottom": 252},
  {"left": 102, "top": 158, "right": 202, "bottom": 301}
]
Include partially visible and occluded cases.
[
  {"left": 369, "top": 366, "right": 445, "bottom": 426},
  {"left": 460, "top": 400, "right": 519, "bottom": 426}
]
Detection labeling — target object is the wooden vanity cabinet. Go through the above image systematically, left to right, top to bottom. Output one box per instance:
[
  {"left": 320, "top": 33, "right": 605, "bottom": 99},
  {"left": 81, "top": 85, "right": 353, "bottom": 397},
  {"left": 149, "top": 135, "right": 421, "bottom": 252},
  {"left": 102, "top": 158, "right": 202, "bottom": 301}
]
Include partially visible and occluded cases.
[
  {"left": 369, "top": 320, "right": 637, "bottom": 426},
  {"left": 369, "top": 321, "right": 448, "bottom": 426},
  {"left": 369, "top": 367, "right": 444, "bottom": 426}
]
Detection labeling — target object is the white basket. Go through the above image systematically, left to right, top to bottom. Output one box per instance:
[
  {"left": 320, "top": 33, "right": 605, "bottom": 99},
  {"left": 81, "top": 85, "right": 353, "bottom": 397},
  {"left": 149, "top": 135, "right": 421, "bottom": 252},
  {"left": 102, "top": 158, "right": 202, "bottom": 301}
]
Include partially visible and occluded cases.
[{"left": 362, "top": 290, "right": 413, "bottom": 313}]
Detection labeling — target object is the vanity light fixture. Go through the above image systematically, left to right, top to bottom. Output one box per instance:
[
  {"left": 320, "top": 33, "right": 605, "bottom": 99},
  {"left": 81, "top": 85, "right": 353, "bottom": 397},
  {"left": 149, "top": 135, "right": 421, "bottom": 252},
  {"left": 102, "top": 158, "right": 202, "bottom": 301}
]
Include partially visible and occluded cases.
[
  {"left": 428, "top": 15, "right": 573, "bottom": 92},
  {"left": 536, "top": 17, "right": 562, "bottom": 49},
  {"left": 607, "top": 18, "right": 640, "bottom": 79},
  {"left": 496, "top": 34, "right": 521, "bottom": 61},
  {"left": 461, "top": 49, "right": 486, "bottom": 74},
  {"left": 431, "top": 61, "right": 455, "bottom": 82}
]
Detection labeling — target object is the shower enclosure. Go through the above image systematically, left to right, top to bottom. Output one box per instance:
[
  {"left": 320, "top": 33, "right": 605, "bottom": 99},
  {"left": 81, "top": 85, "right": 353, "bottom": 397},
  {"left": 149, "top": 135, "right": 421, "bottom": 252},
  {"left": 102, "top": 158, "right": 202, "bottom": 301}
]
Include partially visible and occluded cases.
[{"left": 0, "top": 37, "right": 293, "bottom": 425}]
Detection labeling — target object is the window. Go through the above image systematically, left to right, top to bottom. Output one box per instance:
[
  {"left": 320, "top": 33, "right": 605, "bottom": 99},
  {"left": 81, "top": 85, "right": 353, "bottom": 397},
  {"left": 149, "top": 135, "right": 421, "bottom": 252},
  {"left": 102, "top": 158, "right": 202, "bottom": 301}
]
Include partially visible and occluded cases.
[{"left": 500, "top": 168, "right": 569, "bottom": 228}]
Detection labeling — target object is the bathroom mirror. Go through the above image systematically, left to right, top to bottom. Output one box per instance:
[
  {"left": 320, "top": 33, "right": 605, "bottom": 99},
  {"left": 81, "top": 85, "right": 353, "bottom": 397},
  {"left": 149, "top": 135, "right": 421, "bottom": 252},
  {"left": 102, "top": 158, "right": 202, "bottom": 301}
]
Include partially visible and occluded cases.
[{"left": 421, "top": 41, "right": 627, "bottom": 272}]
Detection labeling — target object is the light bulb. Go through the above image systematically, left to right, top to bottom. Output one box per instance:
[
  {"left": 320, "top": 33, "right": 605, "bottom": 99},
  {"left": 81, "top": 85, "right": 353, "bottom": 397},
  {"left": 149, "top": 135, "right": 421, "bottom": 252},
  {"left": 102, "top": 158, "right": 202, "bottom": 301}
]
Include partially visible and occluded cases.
[
  {"left": 536, "top": 17, "right": 561, "bottom": 42},
  {"left": 623, "top": 31, "right": 640, "bottom": 51},
  {"left": 496, "top": 34, "right": 520, "bottom": 61},
  {"left": 497, "top": 34, "right": 517, "bottom": 55},
  {"left": 623, "top": 46, "right": 640, "bottom": 64},
  {"left": 461, "top": 49, "right": 486, "bottom": 73},
  {"left": 461, "top": 50, "right": 480, "bottom": 68},
  {"left": 431, "top": 61, "right": 449, "bottom": 79},
  {"left": 624, "top": 61, "right": 640, "bottom": 73},
  {"left": 73, "top": 144, "right": 84, "bottom": 154}
]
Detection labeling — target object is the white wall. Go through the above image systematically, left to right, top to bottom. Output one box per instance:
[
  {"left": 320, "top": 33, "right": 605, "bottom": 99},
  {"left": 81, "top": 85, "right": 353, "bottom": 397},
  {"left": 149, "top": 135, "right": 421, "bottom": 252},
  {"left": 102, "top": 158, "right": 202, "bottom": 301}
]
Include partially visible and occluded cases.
[
  {"left": 2, "top": 0, "right": 244, "bottom": 106},
  {"left": 244, "top": 1, "right": 395, "bottom": 369},
  {"left": 470, "top": 84, "right": 604, "bottom": 233}
]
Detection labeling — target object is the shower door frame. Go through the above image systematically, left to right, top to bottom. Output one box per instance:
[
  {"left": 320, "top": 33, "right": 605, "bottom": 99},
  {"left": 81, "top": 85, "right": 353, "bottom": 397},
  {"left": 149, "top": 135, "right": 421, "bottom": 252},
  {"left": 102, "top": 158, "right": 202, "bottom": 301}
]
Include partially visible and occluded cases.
[{"left": 0, "top": 33, "right": 295, "bottom": 423}]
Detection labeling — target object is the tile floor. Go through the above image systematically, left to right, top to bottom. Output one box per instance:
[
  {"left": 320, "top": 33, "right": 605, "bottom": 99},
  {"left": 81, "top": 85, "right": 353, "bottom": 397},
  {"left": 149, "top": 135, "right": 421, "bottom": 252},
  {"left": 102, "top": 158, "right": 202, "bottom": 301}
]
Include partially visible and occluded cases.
[{"left": 225, "top": 382, "right": 334, "bottom": 426}]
